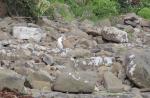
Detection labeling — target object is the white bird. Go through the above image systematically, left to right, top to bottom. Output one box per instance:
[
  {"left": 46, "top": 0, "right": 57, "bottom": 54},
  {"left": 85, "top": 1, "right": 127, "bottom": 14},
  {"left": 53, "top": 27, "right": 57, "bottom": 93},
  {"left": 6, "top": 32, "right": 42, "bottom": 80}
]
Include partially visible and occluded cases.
[{"left": 57, "top": 35, "right": 65, "bottom": 51}]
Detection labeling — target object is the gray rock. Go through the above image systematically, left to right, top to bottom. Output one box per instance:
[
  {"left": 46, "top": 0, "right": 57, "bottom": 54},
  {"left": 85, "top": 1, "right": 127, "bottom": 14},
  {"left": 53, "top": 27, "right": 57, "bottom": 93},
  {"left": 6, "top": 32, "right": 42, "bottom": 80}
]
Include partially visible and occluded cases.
[
  {"left": 124, "top": 13, "right": 140, "bottom": 27},
  {"left": 79, "top": 19, "right": 102, "bottom": 36},
  {"left": 96, "top": 19, "right": 111, "bottom": 27},
  {"left": 140, "top": 19, "right": 150, "bottom": 28},
  {"left": 116, "top": 24, "right": 134, "bottom": 33},
  {"left": 13, "top": 26, "right": 44, "bottom": 42},
  {"left": 102, "top": 27, "right": 128, "bottom": 43},
  {"left": 68, "top": 48, "right": 91, "bottom": 58},
  {"left": 125, "top": 49, "right": 150, "bottom": 88},
  {"left": 42, "top": 54, "right": 54, "bottom": 65},
  {"left": 0, "top": 68, "right": 25, "bottom": 93},
  {"left": 27, "top": 70, "right": 53, "bottom": 91},
  {"left": 27, "top": 70, "right": 54, "bottom": 82},
  {"left": 53, "top": 71, "right": 97, "bottom": 93},
  {"left": 104, "top": 72, "right": 124, "bottom": 92},
  {"left": 132, "top": 88, "right": 143, "bottom": 98},
  {"left": 27, "top": 91, "right": 135, "bottom": 98}
]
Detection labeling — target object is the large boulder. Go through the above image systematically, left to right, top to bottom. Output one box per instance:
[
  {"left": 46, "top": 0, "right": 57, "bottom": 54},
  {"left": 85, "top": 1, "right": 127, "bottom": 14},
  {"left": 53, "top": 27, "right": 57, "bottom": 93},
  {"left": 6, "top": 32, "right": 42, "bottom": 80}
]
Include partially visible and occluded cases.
[
  {"left": 13, "top": 26, "right": 44, "bottom": 42},
  {"left": 101, "top": 27, "right": 128, "bottom": 43},
  {"left": 125, "top": 49, "right": 150, "bottom": 88},
  {"left": 0, "top": 68, "right": 25, "bottom": 93},
  {"left": 53, "top": 71, "right": 97, "bottom": 93}
]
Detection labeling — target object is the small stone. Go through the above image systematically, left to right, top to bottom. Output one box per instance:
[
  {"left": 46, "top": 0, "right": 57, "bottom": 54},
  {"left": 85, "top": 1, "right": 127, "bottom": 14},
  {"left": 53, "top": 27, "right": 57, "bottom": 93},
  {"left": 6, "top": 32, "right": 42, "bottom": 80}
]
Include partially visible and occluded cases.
[
  {"left": 42, "top": 54, "right": 54, "bottom": 65},
  {"left": 104, "top": 72, "right": 124, "bottom": 92},
  {"left": 123, "top": 85, "right": 131, "bottom": 92}
]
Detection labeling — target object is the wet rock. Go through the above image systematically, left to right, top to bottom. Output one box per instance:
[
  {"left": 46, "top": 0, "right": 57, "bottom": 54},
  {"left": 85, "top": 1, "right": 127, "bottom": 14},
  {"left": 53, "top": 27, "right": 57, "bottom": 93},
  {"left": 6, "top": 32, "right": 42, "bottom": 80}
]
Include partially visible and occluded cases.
[
  {"left": 13, "top": 26, "right": 44, "bottom": 42},
  {"left": 102, "top": 27, "right": 128, "bottom": 43},
  {"left": 125, "top": 49, "right": 150, "bottom": 88},
  {"left": 42, "top": 54, "right": 54, "bottom": 65},
  {"left": 0, "top": 68, "right": 25, "bottom": 93},
  {"left": 53, "top": 71, "right": 97, "bottom": 93},
  {"left": 104, "top": 72, "right": 124, "bottom": 92}
]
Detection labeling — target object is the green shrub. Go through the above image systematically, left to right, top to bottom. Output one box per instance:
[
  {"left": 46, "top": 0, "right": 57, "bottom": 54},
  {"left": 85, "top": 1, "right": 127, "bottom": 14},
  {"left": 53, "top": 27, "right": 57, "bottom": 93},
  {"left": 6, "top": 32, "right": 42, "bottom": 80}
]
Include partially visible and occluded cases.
[
  {"left": 6, "top": 0, "right": 50, "bottom": 17},
  {"left": 59, "top": 0, "right": 95, "bottom": 21},
  {"left": 92, "top": 0, "right": 119, "bottom": 19},
  {"left": 140, "top": 0, "right": 150, "bottom": 8},
  {"left": 49, "top": 2, "right": 74, "bottom": 21},
  {"left": 138, "top": 7, "right": 150, "bottom": 19}
]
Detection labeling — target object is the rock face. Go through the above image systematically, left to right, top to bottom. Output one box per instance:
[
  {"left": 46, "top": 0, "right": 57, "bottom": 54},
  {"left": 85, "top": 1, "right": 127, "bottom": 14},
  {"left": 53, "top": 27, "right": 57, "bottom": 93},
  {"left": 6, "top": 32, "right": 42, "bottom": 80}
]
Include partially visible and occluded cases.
[
  {"left": 0, "top": 0, "right": 7, "bottom": 17},
  {"left": 1, "top": 14, "right": 150, "bottom": 97},
  {"left": 13, "top": 26, "right": 44, "bottom": 42},
  {"left": 102, "top": 27, "right": 128, "bottom": 43},
  {"left": 125, "top": 49, "right": 150, "bottom": 88},
  {"left": 0, "top": 68, "right": 25, "bottom": 93},
  {"left": 53, "top": 71, "right": 97, "bottom": 93},
  {"left": 104, "top": 72, "right": 124, "bottom": 92}
]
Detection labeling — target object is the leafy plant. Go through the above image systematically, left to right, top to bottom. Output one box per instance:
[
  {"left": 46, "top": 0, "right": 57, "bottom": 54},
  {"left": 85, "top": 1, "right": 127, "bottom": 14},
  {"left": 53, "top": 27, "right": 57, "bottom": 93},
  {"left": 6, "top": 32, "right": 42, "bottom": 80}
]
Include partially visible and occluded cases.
[
  {"left": 5, "top": 0, "right": 50, "bottom": 17},
  {"left": 92, "top": 0, "right": 119, "bottom": 19},
  {"left": 138, "top": 7, "right": 150, "bottom": 19}
]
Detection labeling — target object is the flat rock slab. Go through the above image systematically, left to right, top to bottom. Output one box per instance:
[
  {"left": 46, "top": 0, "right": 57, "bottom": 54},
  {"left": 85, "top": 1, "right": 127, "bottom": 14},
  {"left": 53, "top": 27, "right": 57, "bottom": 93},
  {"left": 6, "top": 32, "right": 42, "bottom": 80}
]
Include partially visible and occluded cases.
[
  {"left": 13, "top": 26, "right": 43, "bottom": 42},
  {"left": 53, "top": 71, "right": 97, "bottom": 93},
  {"left": 31, "top": 92, "right": 137, "bottom": 98}
]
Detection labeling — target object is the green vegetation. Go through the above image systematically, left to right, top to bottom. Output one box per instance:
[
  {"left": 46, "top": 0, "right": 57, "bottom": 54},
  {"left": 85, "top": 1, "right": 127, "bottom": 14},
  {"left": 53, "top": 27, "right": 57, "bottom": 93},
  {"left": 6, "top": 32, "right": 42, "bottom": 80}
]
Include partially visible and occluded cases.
[
  {"left": 4, "top": 0, "right": 150, "bottom": 20},
  {"left": 138, "top": 7, "right": 150, "bottom": 19}
]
